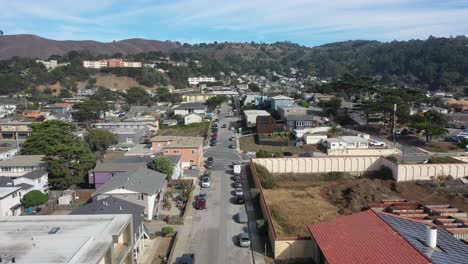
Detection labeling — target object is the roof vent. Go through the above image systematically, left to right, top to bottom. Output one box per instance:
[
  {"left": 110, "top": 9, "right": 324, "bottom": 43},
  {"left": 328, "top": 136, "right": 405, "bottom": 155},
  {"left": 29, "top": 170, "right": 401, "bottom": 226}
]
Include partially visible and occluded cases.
[
  {"left": 119, "top": 206, "right": 123, "bottom": 211},
  {"left": 426, "top": 226, "right": 437, "bottom": 249},
  {"left": 48, "top": 227, "right": 60, "bottom": 234},
  {"left": 11, "top": 257, "right": 15, "bottom": 263}
]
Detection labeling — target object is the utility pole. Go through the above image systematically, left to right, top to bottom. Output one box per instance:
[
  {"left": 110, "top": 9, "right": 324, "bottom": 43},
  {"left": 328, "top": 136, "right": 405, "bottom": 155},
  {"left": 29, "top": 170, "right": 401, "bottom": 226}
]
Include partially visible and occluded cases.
[{"left": 393, "top": 104, "right": 397, "bottom": 150}]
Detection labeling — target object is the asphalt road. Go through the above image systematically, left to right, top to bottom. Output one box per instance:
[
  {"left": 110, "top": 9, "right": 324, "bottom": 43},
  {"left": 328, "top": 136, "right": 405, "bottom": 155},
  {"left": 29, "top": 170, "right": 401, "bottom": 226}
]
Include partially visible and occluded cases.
[{"left": 182, "top": 103, "right": 253, "bottom": 264}]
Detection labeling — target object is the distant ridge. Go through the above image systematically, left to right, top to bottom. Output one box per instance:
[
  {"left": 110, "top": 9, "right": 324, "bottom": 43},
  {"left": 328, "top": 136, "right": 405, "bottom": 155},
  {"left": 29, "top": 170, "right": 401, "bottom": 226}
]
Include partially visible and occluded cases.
[{"left": 0, "top": 34, "right": 181, "bottom": 59}]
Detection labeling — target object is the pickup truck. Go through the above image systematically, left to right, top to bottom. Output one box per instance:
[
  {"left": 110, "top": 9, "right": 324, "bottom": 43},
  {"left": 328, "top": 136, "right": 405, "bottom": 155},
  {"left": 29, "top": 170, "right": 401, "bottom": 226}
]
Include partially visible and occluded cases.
[
  {"left": 369, "top": 140, "right": 387, "bottom": 147},
  {"left": 233, "top": 164, "right": 241, "bottom": 175}
]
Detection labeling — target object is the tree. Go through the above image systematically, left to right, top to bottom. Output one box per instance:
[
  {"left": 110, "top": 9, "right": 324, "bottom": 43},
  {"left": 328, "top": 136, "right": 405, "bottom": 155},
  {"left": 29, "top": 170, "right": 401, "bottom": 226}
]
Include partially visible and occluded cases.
[
  {"left": 248, "top": 83, "right": 260, "bottom": 92},
  {"left": 125, "top": 87, "right": 151, "bottom": 105},
  {"left": 205, "top": 96, "right": 228, "bottom": 111},
  {"left": 319, "top": 97, "right": 342, "bottom": 116},
  {"left": 72, "top": 99, "right": 109, "bottom": 124},
  {"left": 297, "top": 100, "right": 310, "bottom": 108},
  {"left": 21, "top": 121, "right": 96, "bottom": 189},
  {"left": 412, "top": 122, "right": 448, "bottom": 143},
  {"left": 86, "top": 129, "right": 116, "bottom": 152},
  {"left": 149, "top": 156, "right": 174, "bottom": 180},
  {"left": 21, "top": 190, "right": 49, "bottom": 208}
]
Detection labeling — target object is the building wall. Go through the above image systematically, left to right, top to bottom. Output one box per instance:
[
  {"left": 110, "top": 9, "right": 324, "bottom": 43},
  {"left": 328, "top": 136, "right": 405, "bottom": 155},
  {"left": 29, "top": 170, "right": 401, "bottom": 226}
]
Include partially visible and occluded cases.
[
  {"left": 182, "top": 94, "right": 215, "bottom": 103},
  {"left": 271, "top": 99, "right": 294, "bottom": 111},
  {"left": 279, "top": 108, "right": 308, "bottom": 120},
  {"left": 184, "top": 114, "right": 203, "bottom": 125},
  {"left": 286, "top": 119, "right": 314, "bottom": 131},
  {"left": 163, "top": 146, "right": 203, "bottom": 169},
  {"left": 327, "top": 148, "right": 398, "bottom": 156},
  {"left": 0, "top": 149, "right": 18, "bottom": 161},
  {"left": 395, "top": 162, "right": 468, "bottom": 181},
  {"left": 0, "top": 165, "right": 47, "bottom": 178},
  {"left": 89, "top": 171, "right": 126, "bottom": 190},
  {"left": 14, "top": 174, "right": 49, "bottom": 193},
  {"left": 0, "top": 191, "right": 21, "bottom": 216},
  {"left": 275, "top": 239, "right": 313, "bottom": 260}
]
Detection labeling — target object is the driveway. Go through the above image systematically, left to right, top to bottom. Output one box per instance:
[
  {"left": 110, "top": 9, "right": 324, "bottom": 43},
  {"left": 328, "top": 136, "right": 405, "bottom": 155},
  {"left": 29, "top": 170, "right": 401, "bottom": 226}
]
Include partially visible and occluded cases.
[{"left": 178, "top": 103, "right": 253, "bottom": 264}]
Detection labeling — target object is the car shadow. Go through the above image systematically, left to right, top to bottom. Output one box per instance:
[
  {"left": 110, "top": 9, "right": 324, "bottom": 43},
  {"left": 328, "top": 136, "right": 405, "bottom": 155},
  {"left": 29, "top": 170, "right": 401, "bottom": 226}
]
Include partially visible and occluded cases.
[{"left": 232, "top": 235, "right": 239, "bottom": 247}]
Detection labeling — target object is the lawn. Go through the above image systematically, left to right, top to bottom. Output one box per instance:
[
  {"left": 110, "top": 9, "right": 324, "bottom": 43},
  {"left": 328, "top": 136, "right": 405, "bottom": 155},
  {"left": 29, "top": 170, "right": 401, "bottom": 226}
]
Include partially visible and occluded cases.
[
  {"left": 158, "top": 122, "right": 210, "bottom": 137},
  {"left": 239, "top": 135, "right": 316, "bottom": 154}
]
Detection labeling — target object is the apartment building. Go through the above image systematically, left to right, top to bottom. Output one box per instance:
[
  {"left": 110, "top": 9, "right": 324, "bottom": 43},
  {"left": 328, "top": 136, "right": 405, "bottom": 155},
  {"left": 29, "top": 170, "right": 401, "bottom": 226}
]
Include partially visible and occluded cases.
[
  {"left": 83, "top": 59, "right": 142, "bottom": 69},
  {"left": 188, "top": 76, "right": 216, "bottom": 85},
  {"left": 277, "top": 104, "right": 308, "bottom": 120},
  {"left": 0, "top": 122, "right": 32, "bottom": 142},
  {"left": 151, "top": 136, "right": 204, "bottom": 169},
  {"left": 0, "top": 214, "right": 135, "bottom": 264}
]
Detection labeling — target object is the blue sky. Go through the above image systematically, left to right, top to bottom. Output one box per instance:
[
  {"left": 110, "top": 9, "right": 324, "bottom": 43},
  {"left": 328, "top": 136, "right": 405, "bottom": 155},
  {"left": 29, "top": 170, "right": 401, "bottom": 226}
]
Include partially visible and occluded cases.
[{"left": 1, "top": 0, "right": 468, "bottom": 46}]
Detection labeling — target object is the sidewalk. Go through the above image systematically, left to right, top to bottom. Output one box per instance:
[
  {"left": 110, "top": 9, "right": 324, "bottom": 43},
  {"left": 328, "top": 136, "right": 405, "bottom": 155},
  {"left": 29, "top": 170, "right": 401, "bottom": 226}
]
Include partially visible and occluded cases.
[{"left": 167, "top": 178, "right": 200, "bottom": 264}]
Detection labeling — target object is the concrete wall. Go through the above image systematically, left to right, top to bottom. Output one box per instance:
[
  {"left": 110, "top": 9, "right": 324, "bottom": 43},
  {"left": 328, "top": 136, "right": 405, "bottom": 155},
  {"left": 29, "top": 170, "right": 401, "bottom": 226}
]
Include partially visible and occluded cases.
[
  {"left": 252, "top": 156, "right": 383, "bottom": 174},
  {"left": 396, "top": 163, "right": 468, "bottom": 181},
  {"left": 274, "top": 238, "right": 313, "bottom": 259}
]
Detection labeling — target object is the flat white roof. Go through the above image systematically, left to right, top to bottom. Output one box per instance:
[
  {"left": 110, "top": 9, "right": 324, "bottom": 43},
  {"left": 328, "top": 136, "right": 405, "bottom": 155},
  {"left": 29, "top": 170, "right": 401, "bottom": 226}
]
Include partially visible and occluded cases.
[
  {"left": 243, "top": 110, "right": 271, "bottom": 116},
  {"left": 341, "top": 136, "right": 369, "bottom": 143},
  {"left": 0, "top": 214, "right": 132, "bottom": 264}
]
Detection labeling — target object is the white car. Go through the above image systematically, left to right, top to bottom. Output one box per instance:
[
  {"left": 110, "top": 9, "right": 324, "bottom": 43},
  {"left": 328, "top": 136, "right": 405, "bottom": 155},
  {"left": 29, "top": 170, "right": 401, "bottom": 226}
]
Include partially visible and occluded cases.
[
  {"left": 369, "top": 140, "right": 386, "bottom": 147},
  {"left": 119, "top": 146, "right": 131, "bottom": 151},
  {"left": 201, "top": 176, "right": 211, "bottom": 188},
  {"left": 235, "top": 187, "right": 243, "bottom": 196},
  {"left": 239, "top": 233, "right": 251, "bottom": 247}
]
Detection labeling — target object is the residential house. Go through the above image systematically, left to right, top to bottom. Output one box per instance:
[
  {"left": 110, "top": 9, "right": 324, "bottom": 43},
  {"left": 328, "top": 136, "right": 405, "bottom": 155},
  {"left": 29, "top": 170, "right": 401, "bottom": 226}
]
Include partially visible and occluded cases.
[
  {"left": 311, "top": 93, "right": 335, "bottom": 103},
  {"left": 242, "top": 94, "right": 268, "bottom": 107},
  {"left": 270, "top": 95, "right": 294, "bottom": 111},
  {"left": 0, "top": 100, "right": 17, "bottom": 118},
  {"left": 173, "top": 103, "right": 207, "bottom": 116},
  {"left": 277, "top": 104, "right": 308, "bottom": 120},
  {"left": 243, "top": 110, "right": 271, "bottom": 128},
  {"left": 184, "top": 113, "right": 203, "bottom": 125},
  {"left": 256, "top": 115, "right": 284, "bottom": 134},
  {"left": 285, "top": 115, "right": 315, "bottom": 131},
  {"left": 0, "top": 122, "right": 32, "bottom": 142},
  {"left": 93, "top": 122, "right": 147, "bottom": 130},
  {"left": 106, "top": 127, "right": 148, "bottom": 144},
  {"left": 322, "top": 135, "right": 369, "bottom": 151},
  {"left": 151, "top": 136, "right": 204, "bottom": 169},
  {"left": 0, "top": 147, "right": 18, "bottom": 161},
  {"left": 0, "top": 155, "right": 46, "bottom": 178},
  {"left": 89, "top": 155, "right": 152, "bottom": 190},
  {"left": 94, "top": 167, "right": 167, "bottom": 220},
  {"left": 0, "top": 170, "right": 49, "bottom": 194},
  {"left": 0, "top": 187, "right": 21, "bottom": 216},
  {"left": 71, "top": 197, "right": 148, "bottom": 261},
  {"left": 309, "top": 210, "right": 468, "bottom": 264},
  {"left": 0, "top": 214, "right": 134, "bottom": 264}
]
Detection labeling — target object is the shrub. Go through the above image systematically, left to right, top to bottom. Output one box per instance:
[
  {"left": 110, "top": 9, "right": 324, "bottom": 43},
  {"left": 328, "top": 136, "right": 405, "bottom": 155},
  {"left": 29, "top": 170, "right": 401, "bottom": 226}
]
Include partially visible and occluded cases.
[
  {"left": 384, "top": 155, "right": 398, "bottom": 163},
  {"left": 428, "top": 156, "right": 461, "bottom": 164},
  {"left": 255, "top": 164, "right": 276, "bottom": 189},
  {"left": 327, "top": 171, "right": 344, "bottom": 181},
  {"left": 21, "top": 190, "right": 48, "bottom": 208},
  {"left": 271, "top": 206, "right": 287, "bottom": 224},
  {"left": 161, "top": 226, "right": 174, "bottom": 235}
]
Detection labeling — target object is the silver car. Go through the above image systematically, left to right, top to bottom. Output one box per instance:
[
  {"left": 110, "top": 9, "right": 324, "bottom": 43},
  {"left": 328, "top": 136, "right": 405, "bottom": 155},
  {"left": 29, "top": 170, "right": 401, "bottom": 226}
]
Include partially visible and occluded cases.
[{"left": 239, "top": 233, "right": 251, "bottom": 247}]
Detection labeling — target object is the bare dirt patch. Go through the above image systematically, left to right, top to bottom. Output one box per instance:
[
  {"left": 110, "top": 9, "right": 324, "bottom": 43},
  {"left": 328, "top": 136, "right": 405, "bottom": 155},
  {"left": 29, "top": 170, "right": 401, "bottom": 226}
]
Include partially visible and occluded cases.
[
  {"left": 261, "top": 171, "right": 468, "bottom": 238},
  {"left": 151, "top": 236, "right": 174, "bottom": 264}
]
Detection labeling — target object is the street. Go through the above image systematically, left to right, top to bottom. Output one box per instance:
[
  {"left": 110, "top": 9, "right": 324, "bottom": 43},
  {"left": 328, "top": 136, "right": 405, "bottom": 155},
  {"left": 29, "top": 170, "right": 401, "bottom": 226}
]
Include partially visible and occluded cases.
[{"left": 180, "top": 103, "right": 253, "bottom": 264}]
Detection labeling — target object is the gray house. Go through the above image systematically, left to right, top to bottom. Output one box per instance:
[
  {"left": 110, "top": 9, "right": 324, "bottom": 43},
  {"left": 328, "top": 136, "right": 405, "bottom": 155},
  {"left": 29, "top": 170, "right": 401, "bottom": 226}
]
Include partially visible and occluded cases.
[
  {"left": 285, "top": 115, "right": 315, "bottom": 131},
  {"left": 108, "top": 127, "right": 148, "bottom": 144},
  {"left": 93, "top": 167, "right": 167, "bottom": 220},
  {"left": 71, "top": 196, "right": 149, "bottom": 261}
]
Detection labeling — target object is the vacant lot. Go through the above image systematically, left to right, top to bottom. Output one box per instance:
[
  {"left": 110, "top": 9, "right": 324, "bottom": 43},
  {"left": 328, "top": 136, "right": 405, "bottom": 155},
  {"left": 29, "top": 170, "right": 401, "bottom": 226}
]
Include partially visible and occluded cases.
[
  {"left": 158, "top": 122, "right": 210, "bottom": 137},
  {"left": 240, "top": 136, "right": 316, "bottom": 154},
  {"left": 422, "top": 142, "right": 466, "bottom": 153},
  {"left": 259, "top": 170, "right": 468, "bottom": 237},
  {"left": 151, "top": 236, "right": 174, "bottom": 264}
]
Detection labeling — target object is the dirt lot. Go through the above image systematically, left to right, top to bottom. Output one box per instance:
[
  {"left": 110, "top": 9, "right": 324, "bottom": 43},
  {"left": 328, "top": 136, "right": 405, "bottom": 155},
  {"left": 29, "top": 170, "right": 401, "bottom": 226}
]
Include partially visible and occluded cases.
[
  {"left": 158, "top": 122, "right": 210, "bottom": 137},
  {"left": 240, "top": 136, "right": 317, "bottom": 155},
  {"left": 423, "top": 142, "right": 466, "bottom": 153},
  {"left": 261, "top": 171, "right": 468, "bottom": 238}
]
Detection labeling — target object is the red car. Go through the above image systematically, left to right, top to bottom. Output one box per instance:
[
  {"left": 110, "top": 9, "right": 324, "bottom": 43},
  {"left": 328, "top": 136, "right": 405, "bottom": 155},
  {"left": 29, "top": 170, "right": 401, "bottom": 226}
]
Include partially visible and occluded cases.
[
  {"left": 233, "top": 175, "right": 241, "bottom": 181},
  {"left": 195, "top": 197, "right": 206, "bottom": 210}
]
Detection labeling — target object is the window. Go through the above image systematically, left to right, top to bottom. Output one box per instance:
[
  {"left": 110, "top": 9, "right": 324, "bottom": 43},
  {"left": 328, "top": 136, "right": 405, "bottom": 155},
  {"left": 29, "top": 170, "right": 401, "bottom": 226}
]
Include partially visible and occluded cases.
[
  {"left": 164, "top": 150, "right": 169, "bottom": 154},
  {"left": 173, "top": 150, "right": 180, "bottom": 154},
  {"left": 192, "top": 150, "right": 197, "bottom": 154},
  {"left": 190, "top": 160, "right": 194, "bottom": 163},
  {"left": 110, "top": 173, "right": 116, "bottom": 177},
  {"left": 12, "top": 192, "right": 17, "bottom": 198},
  {"left": 137, "top": 194, "right": 144, "bottom": 200}
]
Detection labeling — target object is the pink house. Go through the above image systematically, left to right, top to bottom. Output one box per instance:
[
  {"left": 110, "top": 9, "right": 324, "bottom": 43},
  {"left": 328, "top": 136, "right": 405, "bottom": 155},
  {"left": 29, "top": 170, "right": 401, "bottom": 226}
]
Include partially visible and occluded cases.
[{"left": 151, "top": 136, "right": 204, "bottom": 169}]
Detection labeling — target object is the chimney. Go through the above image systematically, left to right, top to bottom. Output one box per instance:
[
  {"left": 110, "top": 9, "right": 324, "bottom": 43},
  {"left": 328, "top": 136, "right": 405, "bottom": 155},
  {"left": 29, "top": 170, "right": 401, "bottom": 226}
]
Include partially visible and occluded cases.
[{"left": 426, "top": 226, "right": 437, "bottom": 249}]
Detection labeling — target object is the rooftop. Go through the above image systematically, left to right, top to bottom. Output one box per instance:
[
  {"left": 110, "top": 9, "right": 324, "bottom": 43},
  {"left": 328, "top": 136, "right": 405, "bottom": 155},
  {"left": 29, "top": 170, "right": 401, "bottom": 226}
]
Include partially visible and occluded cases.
[
  {"left": 271, "top": 95, "right": 293, "bottom": 100},
  {"left": 173, "top": 102, "right": 207, "bottom": 110},
  {"left": 277, "top": 104, "right": 306, "bottom": 110},
  {"left": 243, "top": 110, "right": 271, "bottom": 116},
  {"left": 286, "top": 115, "right": 314, "bottom": 121},
  {"left": 151, "top": 136, "right": 204, "bottom": 148},
  {"left": 341, "top": 136, "right": 369, "bottom": 144},
  {"left": 0, "top": 155, "right": 45, "bottom": 167},
  {"left": 92, "top": 155, "right": 151, "bottom": 172},
  {"left": 94, "top": 167, "right": 166, "bottom": 195},
  {"left": 22, "top": 170, "right": 47, "bottom": 180},
  {"left": 0, "top": 187, "right": 20, "bottom": 199},
  {"left": 71, "top": 197, "right": 145, "bottom": 237},
  {"left": 309, "top": 210, "right": 430, "bottom": 264},
  {"left": 0, "top": 214, "right": 132, "bottom": 264}
]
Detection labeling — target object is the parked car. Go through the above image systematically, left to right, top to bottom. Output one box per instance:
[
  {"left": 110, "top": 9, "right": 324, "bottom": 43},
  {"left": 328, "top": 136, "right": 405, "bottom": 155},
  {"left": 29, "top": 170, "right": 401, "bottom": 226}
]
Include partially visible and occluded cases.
[
  {"left": 222, "top": 124, "right": 227, "bottom": 128},
  {"left": 243, "top": 130, "right": 253, "bottom": 135},
  {"left": 212, "top": 134, "right": 218, "bottom": 139},
  {"left": 229, "top": 136, "right": 235, "bottom": 141},
  {"left": 369, "top": 140, "right": 387, "bottom": 147},
  {"left": 210, "top": 142, "right": 217, "bottom": 147},
  {"left": 229, "top": 144, "right": 235, "bottom": 149},
  {"left": 107, "top": 145, "right": 117, "bottom": 151},
  {"left": 119, "top": 146, "right": 131, "bottom": 151},
  {"left": 283, "top": 151, "right": 293, "bottom": 156},
  {"left": 300, "top": 152, "right": 313, "bottom": 157},
  {"left": 207, "top": 157, "right": 214, "bottom": 165},
  {"left": 205, "top": 163, "right": 213, "bottom": 169},
  {"left": 203, "top": 171, "right": 211, "bottom": 178},
  {"left": 233, "top": 175, "right": 241, "bottom": 181},
  {"left": 201, "top": 176, "right": 211, "bottom": 188},
  {"left": 234, "top": 181, "right": 242, "bottom": 188},
  {"left": 235, "top": 187, "right": 243, "bottom": 196},
  {"left": 235, "top": 195, "right": 245, "bottom": 204},
  {"left": 195, "top": 197, "right": 206, "bottom": 210},
  {"left": 236, "top": 211, "right": 248, "bottom": 223},
  {"left": 239, "top": 233, "right": 251, "bottom": 247},
  {"left": 179, "top": 254, "right": 195, "bottom": 264}
]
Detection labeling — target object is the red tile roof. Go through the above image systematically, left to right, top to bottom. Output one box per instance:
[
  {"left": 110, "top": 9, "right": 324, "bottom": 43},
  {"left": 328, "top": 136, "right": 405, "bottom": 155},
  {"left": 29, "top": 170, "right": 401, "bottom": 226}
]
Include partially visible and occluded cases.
[{"left": 308, "top": 210, "right": 431, "bottom": 264}]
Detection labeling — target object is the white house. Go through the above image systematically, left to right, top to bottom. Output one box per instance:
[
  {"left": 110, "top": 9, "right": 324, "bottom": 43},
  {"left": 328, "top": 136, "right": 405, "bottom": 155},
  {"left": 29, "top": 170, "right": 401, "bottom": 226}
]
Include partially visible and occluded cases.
[
  {"left": 188, "top": 77, "right": 216, "bottom": 85},
  {"left": 0, "top": 100, "right": 17, "bottom": 118},
  {"left": 173, "top": 103, "right": 207, "bottom": 116},
  {"left": 243, "top": 110, "right": 271, "bottom": 128},
  {"left": 184, "top": 113, "right": 203, "bottom": 125},
  {"left": 304, "top": 134, "right": 328, "bottom": 144},
  {"left": 322, "top": 135, "right": 369, "bottom": 150},
  {"left": 0, "top": 148, "right": 18, "bottom": 161},
  {"left": 0, "top": 155, "right": 47, "bottom": 178},
  {"left": 93, "top": 167, "right": 167, "bottom": 220},
  {"left": 12, "top": 170, "right": 49, "bottom": 193},
  {"left": 0, "top": 187, "right": 21, "bottom": 216}
]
